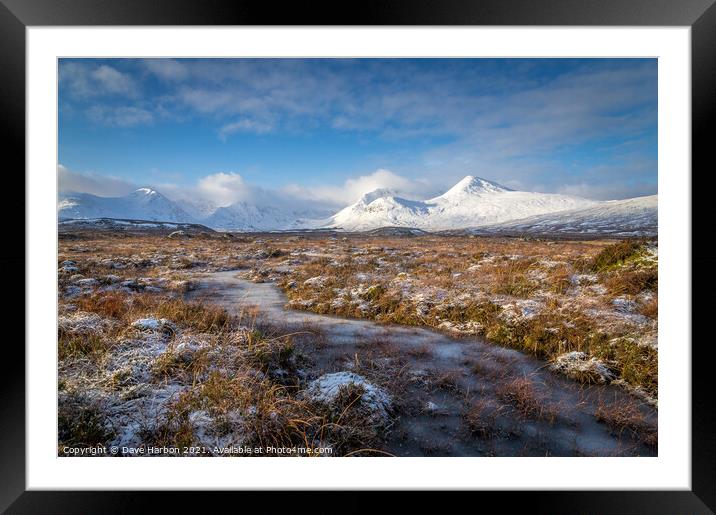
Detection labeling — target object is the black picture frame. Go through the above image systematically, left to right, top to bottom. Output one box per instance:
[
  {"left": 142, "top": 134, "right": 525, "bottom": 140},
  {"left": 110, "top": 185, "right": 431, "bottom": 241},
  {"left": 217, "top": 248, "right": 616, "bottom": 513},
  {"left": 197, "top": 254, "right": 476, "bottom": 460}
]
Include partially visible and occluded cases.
[{"left": 2, "top": 0, "right": 714, "bottom": 512}]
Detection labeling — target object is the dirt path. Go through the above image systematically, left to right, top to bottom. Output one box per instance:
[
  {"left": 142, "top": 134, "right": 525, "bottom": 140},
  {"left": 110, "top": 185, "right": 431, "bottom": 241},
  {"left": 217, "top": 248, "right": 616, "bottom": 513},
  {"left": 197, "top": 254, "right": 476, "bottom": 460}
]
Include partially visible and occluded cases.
[{"left": 188, "top": 270, "right": 657, "bottom": 457}]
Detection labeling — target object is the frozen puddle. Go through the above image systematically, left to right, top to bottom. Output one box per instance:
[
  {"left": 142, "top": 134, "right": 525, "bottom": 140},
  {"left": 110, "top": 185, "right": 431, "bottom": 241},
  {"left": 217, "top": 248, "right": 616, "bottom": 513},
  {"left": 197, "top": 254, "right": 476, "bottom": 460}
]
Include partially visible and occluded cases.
[
  {"left": 189, "top": 270, "right": 657, "bottom": 457},
  {"left": 189, "top": 271, "right": 512, "bottom": 364}
]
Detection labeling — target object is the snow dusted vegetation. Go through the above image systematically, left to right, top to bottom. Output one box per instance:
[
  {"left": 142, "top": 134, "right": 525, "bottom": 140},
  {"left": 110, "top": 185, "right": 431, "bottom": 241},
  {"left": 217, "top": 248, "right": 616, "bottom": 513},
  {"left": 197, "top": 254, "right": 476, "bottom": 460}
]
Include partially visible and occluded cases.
[
  {"left": 58, "top": 176, "right": 656, "bottom": 236},
  {"left": 57, "top": 229, "right": 658, "bottom": 457},
  {"left": 303, "top": 372, "right": 393, "bottom": 424}
]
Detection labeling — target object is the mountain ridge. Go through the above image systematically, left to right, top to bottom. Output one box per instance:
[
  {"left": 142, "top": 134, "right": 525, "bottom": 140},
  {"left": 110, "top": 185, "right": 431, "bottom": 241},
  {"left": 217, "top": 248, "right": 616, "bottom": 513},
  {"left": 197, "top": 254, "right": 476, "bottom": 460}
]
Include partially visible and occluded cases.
[
  {"left": 325, "top": 175, "right": 602, "bottom": 231},
  {"left": 58, "top": 176, "right": 657, "bottom": 235},
  {"left": 58, "top": 188, "right": 193, "bottom": 223},
  {"left": 472, "top": 194, "right": 657, "bottom": 237}
]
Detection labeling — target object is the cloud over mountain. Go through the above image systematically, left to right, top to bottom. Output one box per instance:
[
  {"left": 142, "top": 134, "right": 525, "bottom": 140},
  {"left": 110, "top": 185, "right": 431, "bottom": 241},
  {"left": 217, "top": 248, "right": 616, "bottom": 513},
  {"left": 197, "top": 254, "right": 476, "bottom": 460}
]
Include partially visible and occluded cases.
[
  {"left": 58, "top": 165, "right": 138, "bottom": 197},
  {"left": 281, "top": 169, "right": 437, "bottom": 208}
]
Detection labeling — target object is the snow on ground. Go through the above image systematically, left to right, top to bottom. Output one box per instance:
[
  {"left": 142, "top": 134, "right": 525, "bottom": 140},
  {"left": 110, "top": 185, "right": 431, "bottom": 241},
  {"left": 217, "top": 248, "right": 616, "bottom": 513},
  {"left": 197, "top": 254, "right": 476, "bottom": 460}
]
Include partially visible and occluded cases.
[
  {"left": 303, "top": 276, "right": 327, "bottom": 287},
  {"left": 59, "top": 311, "right": 114, "bottom": 335},
  {"left": 131, "top": 317, "right": 176, "bottom": 333},
  {"left": 59, "top": 319, "right": 255, "bottom": 454},
  {"left": 550, "top": 351, "right": 615, "bottom": 383},
  {"left": 304, "top": 372, "right": 392, "bottom": 423}
]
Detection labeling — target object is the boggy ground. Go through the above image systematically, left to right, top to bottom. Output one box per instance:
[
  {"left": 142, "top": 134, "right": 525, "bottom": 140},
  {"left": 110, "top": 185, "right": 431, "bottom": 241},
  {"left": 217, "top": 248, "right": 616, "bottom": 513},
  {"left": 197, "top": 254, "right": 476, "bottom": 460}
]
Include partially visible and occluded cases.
[
  {"left": 57, "top": 230, "right": 658, "bottom": 456},
  {"left": 247, "top": 234, "right": 658, "bottom": 403}
]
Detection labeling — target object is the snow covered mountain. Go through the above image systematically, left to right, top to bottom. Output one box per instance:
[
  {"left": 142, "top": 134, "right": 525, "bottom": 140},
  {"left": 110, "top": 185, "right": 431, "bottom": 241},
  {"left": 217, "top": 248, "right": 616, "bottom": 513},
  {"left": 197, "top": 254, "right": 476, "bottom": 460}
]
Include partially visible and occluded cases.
[
  {"left": 58, "top": 176, "right": 657, "bottom": 234},
  {"left": 326, "top": 176, "right": 600, "bottom": 231},
  {"left": 58, "top": 188, "right": 194, "bottom": 223},
  {"left": 59, "top": 188, "right": 329, "bottom": 231},
  {"left": 474, "top": 195, "right": 657, "bottom": 237},
  {"left": 175, "top": 198, "right": 219, "bottom": 221},
  {"left": 203, "top": 202, "right": 328, "bottom": 231}
]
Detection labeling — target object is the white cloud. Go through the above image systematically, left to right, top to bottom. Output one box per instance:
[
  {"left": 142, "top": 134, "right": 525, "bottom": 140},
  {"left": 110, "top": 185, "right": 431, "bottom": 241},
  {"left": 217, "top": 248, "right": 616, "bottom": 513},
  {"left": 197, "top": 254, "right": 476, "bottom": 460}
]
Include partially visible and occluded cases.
[
  {"left": 143, "top": 59, "right": 189, "bottom": 81},
  {"left": 60, "top": 62, "right": 139, "bottom": 99},
  {"left": 91, "top": 65, "right": 138, "bottom": 96},
  {"left": 176, "top": 88, "right": 237, "bottom": 114},
  {"left": 86, "top": 106, "right": 154, "bottom": 127},
  {"left": 218, "top": 118, "right": 274, "bottom": 140},
  {"left": 58, "top": 164, "right": 138, "bottom": 197},
  {"left": 58, "top": 166, "right": 274, "bottom": 209},
  {"left": 184, "top": 169, "right": 439, "bottom": 211},
  {"left": 282, "top": 169, "right": 436, "bottom": 207},
  {"left": 341, "top": 169, "right": 433, "bottom": 202},
  {"left": 195, "top": 172, "right": 257, "bottom": 206},
  {"left": 556, "top": 181, "right": 657, "bottom": 201}
]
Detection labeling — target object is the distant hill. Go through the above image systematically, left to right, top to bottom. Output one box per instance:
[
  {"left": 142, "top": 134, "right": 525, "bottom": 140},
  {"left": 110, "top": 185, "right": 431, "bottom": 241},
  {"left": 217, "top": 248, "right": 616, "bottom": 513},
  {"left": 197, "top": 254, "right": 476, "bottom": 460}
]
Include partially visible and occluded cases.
[
  {"left": 471, "top": 195, "right": 657, "bottom": 237},
  {"left": 58, "top": 218, "right": 216, "bottom": 235}
]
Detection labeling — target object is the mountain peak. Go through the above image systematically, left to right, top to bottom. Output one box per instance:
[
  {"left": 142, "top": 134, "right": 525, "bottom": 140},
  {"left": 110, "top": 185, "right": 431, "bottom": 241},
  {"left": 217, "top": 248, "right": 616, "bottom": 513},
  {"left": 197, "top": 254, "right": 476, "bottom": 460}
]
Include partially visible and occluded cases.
[
  {"left": 442, "top": 176, "right": 511, "bottom": 197},
  {"left": 133, "top": 187, "right": 158, "bottom": 196}
]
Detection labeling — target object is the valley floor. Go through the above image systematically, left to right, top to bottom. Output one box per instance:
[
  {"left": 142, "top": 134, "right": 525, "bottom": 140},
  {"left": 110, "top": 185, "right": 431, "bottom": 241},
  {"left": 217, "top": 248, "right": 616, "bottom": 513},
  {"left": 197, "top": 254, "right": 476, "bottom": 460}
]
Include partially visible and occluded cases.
[{"left": 57, "top": 230, "right": 658, "bottom": 456}]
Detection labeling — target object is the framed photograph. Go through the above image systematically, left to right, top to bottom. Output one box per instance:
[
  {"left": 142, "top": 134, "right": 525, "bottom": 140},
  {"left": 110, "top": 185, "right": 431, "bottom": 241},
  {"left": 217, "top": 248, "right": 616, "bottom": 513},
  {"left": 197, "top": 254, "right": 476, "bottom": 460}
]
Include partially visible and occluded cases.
[{"left": 4, "top": 0, "right": 713, "bottom": 511}]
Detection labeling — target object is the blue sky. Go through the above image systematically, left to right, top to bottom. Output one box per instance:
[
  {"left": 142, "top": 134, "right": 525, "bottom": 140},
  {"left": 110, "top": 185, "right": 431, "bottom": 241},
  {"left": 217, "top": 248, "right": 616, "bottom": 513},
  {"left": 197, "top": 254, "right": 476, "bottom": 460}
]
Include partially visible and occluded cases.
[{"left": 58, "top": 58, "right": 657, "bottom": 208}]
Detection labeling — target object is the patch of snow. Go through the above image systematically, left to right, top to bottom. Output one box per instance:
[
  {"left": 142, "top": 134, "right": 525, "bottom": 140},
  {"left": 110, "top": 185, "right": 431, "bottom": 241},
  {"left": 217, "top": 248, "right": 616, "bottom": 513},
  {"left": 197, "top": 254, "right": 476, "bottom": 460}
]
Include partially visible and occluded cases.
[
  {"left": 102, "top": 259, "right": 128, "bottom": 270},
  {"left": 570, "top": 273, "right": 597, "bottom": 286},
  {"left": 303, "top": 276, "right": 327, "bottom": 287},
  {"left": 75, "top": 278, "right": 99, "bottom": 288},
  {"left": 588, "top": 284, "right": 608, "bottom": 295},
  {"left": 62, "top": 285, "right": 83, "bottom": 298},
  {"left": 612, "top": 296, "right": 637, "bottom": 313},
  {"left": 330, "top": 298, "right": 346, "bottom": 309},
  {"left": 497, "top": 299, "right": 542, "bottom": 322},
  {"left": 58, "top": 311, "right": 111, "bottom": 335},
  {"left": 131, "top": 317, "right": 176, "bottom": 333},
  {"left": 437, "top": 320, "right": 483, "bottom": 334},
  {"left": 635, "top": 332, "right": 658, "bottom": 350},
  {"left": 174, "top": 335, "right": 209, "bottom": 359},
  {"left": 550, "top": 351, "right": 614, "bottom": 383},
  {"left": 304, "top": 372, "right": 392, "bottom": 423},
  {"left": 424, "top": 401, "right": 439, "bottom": 413}
]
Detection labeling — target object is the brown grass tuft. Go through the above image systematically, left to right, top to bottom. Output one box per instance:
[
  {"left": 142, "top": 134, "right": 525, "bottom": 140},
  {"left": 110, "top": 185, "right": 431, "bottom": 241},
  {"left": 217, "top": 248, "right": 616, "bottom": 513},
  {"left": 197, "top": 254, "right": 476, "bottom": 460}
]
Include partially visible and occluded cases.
[
  {"left": 496, "top": 377, "right": 557, "bottom": 424},
  {"left": 463, "top": 398, "right": 499, "bottom": 438},
  {"left": 594, "top": 399, "right": 657, "bottom": 446}
]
